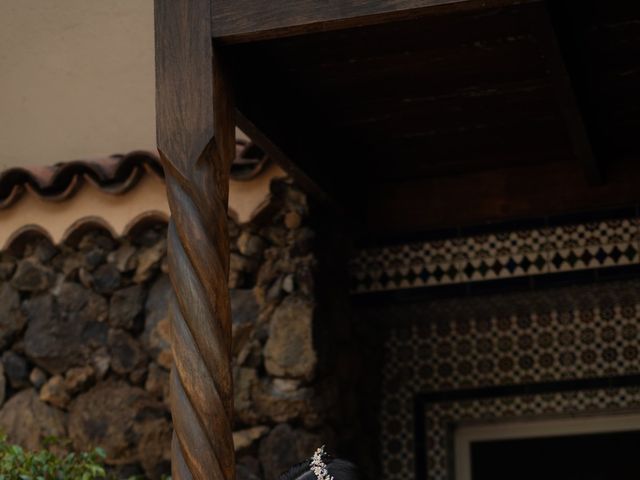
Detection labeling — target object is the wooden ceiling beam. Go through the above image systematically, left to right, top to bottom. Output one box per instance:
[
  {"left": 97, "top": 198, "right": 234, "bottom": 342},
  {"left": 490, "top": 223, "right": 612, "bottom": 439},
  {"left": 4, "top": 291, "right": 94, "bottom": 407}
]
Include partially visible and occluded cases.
[
  {"left": 211, "top": 0, "right": 542, "bottom": 44},
  {"left": 534, "top": 1, "right": 603, "bottom": 185},
  {"left": 230, "top": 61, "right": 363, "bottom": 216},
  {"left": 235, "top": 110, "right": 338, "bottom": 209},
  {"left": 367, "top": 158, "right": 640, "bottom": 235}
]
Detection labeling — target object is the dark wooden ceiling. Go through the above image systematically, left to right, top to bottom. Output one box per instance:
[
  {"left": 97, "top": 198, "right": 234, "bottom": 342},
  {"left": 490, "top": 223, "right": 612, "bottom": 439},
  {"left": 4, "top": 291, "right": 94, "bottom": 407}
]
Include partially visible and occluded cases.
[{"left": 225, "top": 0, "right": 640, "bottom": 239}]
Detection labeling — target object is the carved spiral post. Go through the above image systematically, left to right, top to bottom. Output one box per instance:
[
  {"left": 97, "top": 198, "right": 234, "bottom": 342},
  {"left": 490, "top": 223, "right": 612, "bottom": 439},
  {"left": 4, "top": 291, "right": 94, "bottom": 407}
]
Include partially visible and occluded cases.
[
  {"left": 155, "top": 1, "right": 236, "bottom": 479},
  {"left": 164, "top": 143, "right": 234, "bottom": 479}
]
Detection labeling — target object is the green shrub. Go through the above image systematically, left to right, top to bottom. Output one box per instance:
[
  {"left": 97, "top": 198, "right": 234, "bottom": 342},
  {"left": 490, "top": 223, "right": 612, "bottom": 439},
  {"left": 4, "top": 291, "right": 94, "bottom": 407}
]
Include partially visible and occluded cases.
[
  {"left": 0, "top": 434, "right": 106, "bottom": 479},
  {"left": 0, "top": 434, "right": 172, "bottom": 480}
]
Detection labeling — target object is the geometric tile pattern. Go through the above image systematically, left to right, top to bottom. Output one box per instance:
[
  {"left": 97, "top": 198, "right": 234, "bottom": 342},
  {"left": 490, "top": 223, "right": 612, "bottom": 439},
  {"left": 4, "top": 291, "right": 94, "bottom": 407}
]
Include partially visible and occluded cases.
[
  {"left": 350, "top": 217, "right": 639, "bottom": 293},
  {"left": 350, "top": 238, "right": 460, "bottom": 292},
  {"left": 374, "top": 279, "right": 640, "bottom": 480},
  {"left": 419, "top": 386, "right": 640, "bottom": 480}
]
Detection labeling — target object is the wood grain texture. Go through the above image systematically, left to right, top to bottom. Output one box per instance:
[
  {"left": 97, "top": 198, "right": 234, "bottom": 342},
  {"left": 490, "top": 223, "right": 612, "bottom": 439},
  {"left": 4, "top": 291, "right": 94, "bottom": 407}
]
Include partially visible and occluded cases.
[
  {"left": 156, "top": 0, "right": 215, "bottom": 174},
  {"left": 212, "top": 0, "right": 541, "bottom": 43},
  {"left": 223, "top": 0, "right": 640, "bottom": 241},
  {"left": 155, "top": 1, "right": 235, "bottom": 479},
  {"left": 225, "top": 2, "right": 572, "bottom": 185},
  {"left": 367, "top": 158, "right": 640, "bottom": 236}
]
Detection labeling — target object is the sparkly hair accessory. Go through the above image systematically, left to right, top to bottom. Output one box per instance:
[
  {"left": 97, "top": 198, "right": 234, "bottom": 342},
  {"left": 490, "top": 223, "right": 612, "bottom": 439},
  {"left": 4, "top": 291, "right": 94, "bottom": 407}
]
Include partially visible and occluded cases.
[{"left": 310, "top": 446, "right": 333, "bottom": 480}]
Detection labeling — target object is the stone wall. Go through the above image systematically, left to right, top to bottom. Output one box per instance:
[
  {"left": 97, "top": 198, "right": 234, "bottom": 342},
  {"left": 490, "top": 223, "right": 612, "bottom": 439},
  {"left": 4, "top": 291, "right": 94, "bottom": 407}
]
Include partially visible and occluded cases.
[{"left": 0, "top": 180, "right": 339, "bottom": 479}]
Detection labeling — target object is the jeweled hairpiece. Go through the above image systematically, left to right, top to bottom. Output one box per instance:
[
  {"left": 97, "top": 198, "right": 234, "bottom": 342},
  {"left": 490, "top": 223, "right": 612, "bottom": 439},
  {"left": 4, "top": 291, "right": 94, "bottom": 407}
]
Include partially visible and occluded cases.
[{"left": 310, "top": 446, "right": 334, "bottom": 480}]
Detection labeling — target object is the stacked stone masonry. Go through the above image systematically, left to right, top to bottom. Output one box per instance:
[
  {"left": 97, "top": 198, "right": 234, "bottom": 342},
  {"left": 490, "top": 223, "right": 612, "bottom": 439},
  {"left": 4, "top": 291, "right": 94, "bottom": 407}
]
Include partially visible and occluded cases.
[{"left": 0, "top": 181, "right": 334, "bottom": 480}]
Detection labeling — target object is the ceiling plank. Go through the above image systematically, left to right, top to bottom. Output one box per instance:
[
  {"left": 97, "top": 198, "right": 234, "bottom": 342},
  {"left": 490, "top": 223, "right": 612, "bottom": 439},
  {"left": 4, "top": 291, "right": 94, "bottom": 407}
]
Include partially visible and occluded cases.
[
  {"left": 211, "top": 0, "right": 541, "bottom": 44},
  {"left": 533, "top": 1, "right": 603, "bottom": 185},
  {"left": 367, "top": 158, "right": 640, "bottom": 236}
]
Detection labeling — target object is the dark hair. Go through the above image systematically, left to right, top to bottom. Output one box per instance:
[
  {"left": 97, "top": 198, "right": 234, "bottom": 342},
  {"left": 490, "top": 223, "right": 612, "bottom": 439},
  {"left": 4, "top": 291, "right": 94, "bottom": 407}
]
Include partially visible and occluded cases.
[{"left": 278, "top": 458, "right": 361, "bottom": 480}]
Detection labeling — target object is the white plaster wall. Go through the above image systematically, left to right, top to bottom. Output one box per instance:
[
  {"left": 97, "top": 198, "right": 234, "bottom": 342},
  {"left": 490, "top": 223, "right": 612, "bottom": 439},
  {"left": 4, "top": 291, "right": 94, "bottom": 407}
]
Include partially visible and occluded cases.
[{"left": 0, "top": 1, "right": 155, "bottom": 170}]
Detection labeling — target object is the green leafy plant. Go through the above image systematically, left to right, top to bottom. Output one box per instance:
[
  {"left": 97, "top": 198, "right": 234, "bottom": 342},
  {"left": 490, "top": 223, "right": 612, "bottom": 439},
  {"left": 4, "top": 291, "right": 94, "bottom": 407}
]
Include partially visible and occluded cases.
[
  {"left": 0, "top": 434, "right": 106, "bottom": 479},
  {"left": 0, "top": 434, "right": 173, "bottom": 480}
]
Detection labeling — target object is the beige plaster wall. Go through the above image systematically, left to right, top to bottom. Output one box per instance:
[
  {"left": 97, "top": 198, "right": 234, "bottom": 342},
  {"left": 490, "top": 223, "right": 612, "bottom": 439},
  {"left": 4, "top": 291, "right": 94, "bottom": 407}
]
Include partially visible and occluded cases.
[{"left": 0, "top": 1, "right": 156, "bottom": 170}]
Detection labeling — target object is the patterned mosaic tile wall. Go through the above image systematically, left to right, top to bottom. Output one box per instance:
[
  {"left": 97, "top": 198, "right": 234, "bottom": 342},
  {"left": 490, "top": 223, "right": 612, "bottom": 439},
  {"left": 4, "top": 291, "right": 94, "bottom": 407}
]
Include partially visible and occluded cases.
[
  {"left": 350, "top": 217, "right": 640, "bottom": 293},
  {"left": 370, "top": 279, "right": 640, "bottom": 480},
  {"left": 420, "top": 387, "right": 640, "bottom": 480}
]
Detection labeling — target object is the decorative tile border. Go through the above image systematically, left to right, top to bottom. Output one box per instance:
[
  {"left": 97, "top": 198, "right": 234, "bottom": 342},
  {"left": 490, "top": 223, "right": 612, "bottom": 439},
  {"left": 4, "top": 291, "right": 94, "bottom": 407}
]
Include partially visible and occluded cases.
[
  {"left": 350, "top": 217, "right": 640, "bottom": 294},
  {"left": 368, "top": 280, "right": 640, "bottom": 480},
  {"left": 416, "top": 382, "right": 640, "bottom": 480}
]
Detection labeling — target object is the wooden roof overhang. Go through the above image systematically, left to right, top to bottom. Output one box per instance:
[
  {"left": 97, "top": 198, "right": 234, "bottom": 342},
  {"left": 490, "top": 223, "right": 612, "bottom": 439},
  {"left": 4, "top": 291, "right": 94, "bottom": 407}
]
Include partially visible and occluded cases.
[
  {"left": 215, "top": 0, "right": 640, "bottom": 238},
  {"left": 154, "top": 2, "right": 640, "bottom": 478}
]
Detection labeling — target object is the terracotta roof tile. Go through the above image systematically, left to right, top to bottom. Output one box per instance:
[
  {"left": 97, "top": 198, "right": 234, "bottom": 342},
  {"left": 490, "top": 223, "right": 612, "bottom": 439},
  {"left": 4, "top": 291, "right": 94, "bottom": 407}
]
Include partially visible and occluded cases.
[
  {"left": 0, "top": 140, "right": 269, "bottom": 209},
  {"left": 0, "top": 151, "right": 162, "bottom": 209}
]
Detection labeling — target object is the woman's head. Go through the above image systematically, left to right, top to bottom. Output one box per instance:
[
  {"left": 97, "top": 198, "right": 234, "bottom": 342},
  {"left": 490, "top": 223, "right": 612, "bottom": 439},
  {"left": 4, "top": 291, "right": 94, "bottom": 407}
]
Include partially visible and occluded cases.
[{"left": 278, "top": 447, "right": 361, "bottom": 480}]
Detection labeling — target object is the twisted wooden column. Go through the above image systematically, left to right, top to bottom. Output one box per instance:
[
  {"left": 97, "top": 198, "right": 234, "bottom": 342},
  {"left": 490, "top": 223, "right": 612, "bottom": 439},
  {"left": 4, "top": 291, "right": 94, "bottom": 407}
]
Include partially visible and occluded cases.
[
  {"left": 155, "top": 1, "right": 236, "bottom": 479},
  {"left": 164, "top": 142, "right": 234, "bottom": 480}
]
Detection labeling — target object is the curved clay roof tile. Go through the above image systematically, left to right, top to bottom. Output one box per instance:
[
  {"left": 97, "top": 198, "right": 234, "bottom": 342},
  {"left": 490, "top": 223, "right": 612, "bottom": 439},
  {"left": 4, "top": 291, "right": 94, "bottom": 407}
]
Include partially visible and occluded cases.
[
  {"left": 0, "top": 140, "right": 269, "bottom": 209},
  {"left": 0, "top": 151, "right": 163, "bottom": 209}
]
